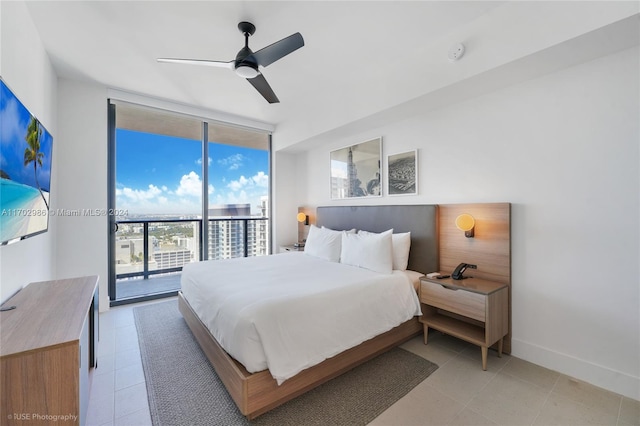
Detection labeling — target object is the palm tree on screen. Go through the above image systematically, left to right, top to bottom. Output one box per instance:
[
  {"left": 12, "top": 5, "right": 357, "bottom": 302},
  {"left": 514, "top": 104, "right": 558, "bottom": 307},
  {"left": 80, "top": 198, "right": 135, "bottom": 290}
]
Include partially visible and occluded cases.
[{"left": 24, "top": 116, "right": 49, "bottom": 210}]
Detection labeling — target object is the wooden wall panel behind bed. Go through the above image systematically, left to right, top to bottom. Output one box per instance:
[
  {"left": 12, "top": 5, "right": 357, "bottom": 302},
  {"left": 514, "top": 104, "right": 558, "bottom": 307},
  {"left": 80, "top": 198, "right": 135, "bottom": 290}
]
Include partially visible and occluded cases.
[
  {"left": 438, "top": 203, "right": 511, "bottom": 353},
  {"left": 316, "top": 205, "right": 439, "bottom": 275}
]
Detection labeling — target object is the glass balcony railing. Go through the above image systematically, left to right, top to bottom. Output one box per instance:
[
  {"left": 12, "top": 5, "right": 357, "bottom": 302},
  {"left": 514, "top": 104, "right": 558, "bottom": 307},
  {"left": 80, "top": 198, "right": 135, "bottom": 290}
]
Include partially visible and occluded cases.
[
  {"left": 115, "top": 217, "right": 269, "bottom": 285},
  {"left": 115, "top": 219, "right": 202, "bottom": 280}
]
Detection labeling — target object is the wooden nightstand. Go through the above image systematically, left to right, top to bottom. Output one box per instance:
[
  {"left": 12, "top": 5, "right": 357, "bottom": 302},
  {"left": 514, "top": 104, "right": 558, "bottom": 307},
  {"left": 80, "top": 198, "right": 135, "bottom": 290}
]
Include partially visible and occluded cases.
[
  {"left": 279, "top": 244, "right": 305, "bottom": 253},
  {"left": 419, "top": 275, "right": 508, "bottom": 370}
]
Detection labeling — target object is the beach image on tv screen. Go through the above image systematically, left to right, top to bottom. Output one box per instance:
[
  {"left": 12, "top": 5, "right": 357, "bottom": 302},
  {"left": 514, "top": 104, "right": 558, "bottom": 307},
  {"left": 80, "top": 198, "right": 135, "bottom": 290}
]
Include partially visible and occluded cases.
[{"left": 0, "top": 79, "right": 53, "bottom": 244}]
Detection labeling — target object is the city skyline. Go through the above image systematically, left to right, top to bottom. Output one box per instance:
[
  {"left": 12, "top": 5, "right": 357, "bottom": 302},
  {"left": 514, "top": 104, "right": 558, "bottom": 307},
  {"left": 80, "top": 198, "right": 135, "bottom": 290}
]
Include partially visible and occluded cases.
[{"left": 115, "top": 129, "right": 269, "bottom": 216}]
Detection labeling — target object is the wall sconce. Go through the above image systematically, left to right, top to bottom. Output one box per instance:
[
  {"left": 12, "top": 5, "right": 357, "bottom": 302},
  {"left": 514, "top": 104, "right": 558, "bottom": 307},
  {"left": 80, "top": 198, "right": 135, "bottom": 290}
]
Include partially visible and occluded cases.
[
  {"left": 297, "top": 212, "right": 309, "bottom": 225},
  {"left": 455, "top": 213, "right": 475, "bottom": 238}
]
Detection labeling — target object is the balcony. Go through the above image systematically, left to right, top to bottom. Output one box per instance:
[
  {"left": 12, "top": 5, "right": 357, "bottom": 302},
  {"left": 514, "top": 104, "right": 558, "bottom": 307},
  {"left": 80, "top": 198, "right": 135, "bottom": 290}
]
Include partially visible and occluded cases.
[{"left": 113, "top": 217, "right": 269, "bottom": 303}]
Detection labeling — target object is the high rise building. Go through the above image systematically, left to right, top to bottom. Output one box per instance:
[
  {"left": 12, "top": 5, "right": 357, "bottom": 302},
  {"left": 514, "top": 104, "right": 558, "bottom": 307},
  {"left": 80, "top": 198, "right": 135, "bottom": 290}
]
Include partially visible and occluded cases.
[
  {"left": 256, "top": 196, "right": 269, "bottom": 256},
  {"left": 207, "top": 202, "right": 269, "bottom": 260},
  {"left": 153, "top": 249, "right": 192, "bottom": 269}
]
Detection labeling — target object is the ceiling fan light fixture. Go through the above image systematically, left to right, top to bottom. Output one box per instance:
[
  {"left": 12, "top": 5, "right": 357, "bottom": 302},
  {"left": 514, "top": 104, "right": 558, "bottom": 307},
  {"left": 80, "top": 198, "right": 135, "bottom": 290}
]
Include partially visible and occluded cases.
[
  {"left": 158, "top": 21, "right": 303, "bottom": 103},
  {"left": 235, "top": 64, "right": 260, "bottom": 79}
]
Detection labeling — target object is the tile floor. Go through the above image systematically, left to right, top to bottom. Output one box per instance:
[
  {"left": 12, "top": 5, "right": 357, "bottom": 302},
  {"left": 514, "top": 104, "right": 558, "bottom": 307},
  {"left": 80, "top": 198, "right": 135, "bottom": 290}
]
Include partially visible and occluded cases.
[{"left": 87, "top": 299, "right": 640, "bottom": 426}]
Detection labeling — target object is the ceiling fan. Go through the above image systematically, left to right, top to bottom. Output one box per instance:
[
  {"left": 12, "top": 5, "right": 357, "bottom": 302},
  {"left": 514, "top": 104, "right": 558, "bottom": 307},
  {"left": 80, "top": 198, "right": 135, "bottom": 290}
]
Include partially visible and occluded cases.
[{"left": 158, "top": 22, "right": 304, "bottom": 104}]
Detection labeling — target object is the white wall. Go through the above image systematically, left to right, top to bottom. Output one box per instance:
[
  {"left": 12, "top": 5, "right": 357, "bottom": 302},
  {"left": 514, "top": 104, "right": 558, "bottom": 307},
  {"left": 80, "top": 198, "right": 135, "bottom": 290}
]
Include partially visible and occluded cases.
[
  {"left": 0, "top": 1, "right": 57, "bottom": 303},
  {"left": 295, "top": 47, "right": 639, "bottom": 399},
  {"left": 56, "top": 79, "right": 109, "bottom": 311},
  {"left": 272, "top": 151, "right": 301, "bottom": 249}
]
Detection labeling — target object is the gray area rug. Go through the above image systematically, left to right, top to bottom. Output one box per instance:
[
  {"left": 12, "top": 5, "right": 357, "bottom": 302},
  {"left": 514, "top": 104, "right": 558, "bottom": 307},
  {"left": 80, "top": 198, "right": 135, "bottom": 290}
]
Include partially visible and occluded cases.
[{"left": 134, "top": 300, "right": 438, "bottom": 426}]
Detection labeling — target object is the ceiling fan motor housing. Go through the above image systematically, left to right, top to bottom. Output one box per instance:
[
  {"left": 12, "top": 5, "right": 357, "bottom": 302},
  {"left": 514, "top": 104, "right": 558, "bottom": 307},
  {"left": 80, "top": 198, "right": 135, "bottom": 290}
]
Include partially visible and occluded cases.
[
  {"left": 235, "top": 22, "right": 260, "bottom": 78},
  {"left": 235, "top": 46, "right": 259, "bottom": 78}
]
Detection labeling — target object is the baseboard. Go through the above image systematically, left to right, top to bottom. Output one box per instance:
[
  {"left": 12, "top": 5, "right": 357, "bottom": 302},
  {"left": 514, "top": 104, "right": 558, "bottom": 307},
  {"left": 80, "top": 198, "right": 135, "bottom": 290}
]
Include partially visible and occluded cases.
[{"left": 512, "top": 338, "right": 639, "bottom": 401}]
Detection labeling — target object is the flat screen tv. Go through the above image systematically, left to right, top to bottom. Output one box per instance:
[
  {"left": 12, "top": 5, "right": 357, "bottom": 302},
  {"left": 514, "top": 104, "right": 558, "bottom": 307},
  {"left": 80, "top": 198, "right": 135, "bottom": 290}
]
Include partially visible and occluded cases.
[{"left": 0, "top": 78, "right": 53, "bottom": 245}]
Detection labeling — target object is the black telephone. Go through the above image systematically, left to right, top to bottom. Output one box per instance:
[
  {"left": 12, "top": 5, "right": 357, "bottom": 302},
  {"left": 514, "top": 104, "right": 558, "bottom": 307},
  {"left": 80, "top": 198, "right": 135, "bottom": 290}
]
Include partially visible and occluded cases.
[{"left": 451, "top": 263, "right": 469, "bottom": 280}]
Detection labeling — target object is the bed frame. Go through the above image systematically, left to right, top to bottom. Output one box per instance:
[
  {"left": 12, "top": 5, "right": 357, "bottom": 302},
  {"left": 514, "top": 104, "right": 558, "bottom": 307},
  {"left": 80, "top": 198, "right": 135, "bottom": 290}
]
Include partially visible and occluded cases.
[
  {"left": 179, "top": 204, "right": 438, "bottom": 419},
  {"left": 179, "top": 293, "right": 420, "bottom": 419}
]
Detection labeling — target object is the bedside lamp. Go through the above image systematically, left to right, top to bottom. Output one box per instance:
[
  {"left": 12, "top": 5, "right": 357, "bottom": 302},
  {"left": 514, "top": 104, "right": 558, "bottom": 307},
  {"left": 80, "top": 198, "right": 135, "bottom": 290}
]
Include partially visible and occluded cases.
[
  {"left": 295, "top": 212, "right": 309, "bottom": 247},
  {"left": 297, "top": 212, "right": 309, "bottom": 225},
  {"left": 455, "top": 213, "right": 475, "bottom": 238}
]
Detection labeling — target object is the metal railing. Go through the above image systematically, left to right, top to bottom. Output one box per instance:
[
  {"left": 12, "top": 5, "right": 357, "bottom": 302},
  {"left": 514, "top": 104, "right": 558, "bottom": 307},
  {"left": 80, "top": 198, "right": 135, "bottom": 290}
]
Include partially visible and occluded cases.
[{"left": 115, "top": 217, "right": 269, "bottom": 281}]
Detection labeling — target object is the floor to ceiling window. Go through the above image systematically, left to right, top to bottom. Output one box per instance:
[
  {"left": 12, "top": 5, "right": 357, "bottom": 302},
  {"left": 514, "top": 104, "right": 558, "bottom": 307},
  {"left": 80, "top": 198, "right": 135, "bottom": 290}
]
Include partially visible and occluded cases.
[
  {"left": 108, "top": 101, "right": 271, "bottom": 305},
  {"left": 206, "top": 124, "right": 270, "bottom": 260}
]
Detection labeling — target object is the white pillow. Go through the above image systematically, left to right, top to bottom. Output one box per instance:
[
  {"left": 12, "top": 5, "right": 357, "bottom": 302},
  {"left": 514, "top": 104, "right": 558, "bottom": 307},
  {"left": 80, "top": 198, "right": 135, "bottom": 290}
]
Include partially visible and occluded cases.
[
  {"left": 304, "top": 225, "right": 342, "bottom": 262},
  {"left": 323, "top": 226, "right": 356, "bottom": 234},
  {"left": 340, "top": 229, "right": 393, "bottom": 274},
  {"left": 359, "top": 230, "right": 411, "bottom": 271},
  {"left": 391, "top": 232, "right": 411, "bottom": 271}
]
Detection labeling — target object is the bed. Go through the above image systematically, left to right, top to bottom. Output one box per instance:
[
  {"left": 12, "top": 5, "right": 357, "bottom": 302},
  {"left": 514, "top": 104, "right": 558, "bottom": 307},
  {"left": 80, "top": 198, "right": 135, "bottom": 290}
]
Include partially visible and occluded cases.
[{"left": 178, "top": 204, "right": 438, "bottom": 419}]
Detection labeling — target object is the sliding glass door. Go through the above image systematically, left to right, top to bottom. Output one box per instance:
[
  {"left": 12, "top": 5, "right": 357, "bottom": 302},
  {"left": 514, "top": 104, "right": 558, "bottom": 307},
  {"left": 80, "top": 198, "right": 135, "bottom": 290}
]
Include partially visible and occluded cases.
[{"left": 107, "top": 102, "right": 271, "bottom": 305}]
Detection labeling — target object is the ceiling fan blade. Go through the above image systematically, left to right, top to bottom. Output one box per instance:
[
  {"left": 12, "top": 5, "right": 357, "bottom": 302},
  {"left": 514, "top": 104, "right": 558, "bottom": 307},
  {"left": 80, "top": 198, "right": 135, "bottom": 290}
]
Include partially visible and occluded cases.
[
  {"left": 250, "top": 33, "right": 304, "bottom": 68},
  {"left": 157, "top": 58, "right": 234, "bottom": 69},
  {"left": 247, "top": 74, "right": 279, "bottom": 103}
]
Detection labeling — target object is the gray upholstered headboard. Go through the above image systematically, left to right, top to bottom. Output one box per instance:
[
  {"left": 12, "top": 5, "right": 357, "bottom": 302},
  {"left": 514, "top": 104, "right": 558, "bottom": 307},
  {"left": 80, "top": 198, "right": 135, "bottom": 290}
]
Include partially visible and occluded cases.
[{"left": 316, "top": 205, "right": 438, "bottom": 274}]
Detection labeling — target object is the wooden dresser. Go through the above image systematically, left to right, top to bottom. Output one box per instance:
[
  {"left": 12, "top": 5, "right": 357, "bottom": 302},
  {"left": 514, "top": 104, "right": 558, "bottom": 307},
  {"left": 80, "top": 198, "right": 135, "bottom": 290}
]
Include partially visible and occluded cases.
[{"left": 0, "top": 276, "right": 99, "bottom": 426}]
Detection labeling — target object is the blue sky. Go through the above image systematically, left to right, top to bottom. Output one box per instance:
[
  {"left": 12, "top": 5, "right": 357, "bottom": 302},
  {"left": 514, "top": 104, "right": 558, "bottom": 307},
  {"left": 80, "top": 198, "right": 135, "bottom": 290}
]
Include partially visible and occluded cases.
[
  {"left": 0, "top": 80, "right": 53, "bottom": 192},
  {"left": 115, "top": 129, "right": 268, "bottom": 215}
]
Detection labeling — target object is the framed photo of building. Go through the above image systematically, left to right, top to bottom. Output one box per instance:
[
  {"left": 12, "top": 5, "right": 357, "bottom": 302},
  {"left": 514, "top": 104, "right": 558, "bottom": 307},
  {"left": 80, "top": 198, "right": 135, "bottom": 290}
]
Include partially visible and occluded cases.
[
  {"left": 330, "top": 137, "right": 382, "bottom": 199},
  {"left": 387, "top": 149, "right": 418, "bottom": 196}
]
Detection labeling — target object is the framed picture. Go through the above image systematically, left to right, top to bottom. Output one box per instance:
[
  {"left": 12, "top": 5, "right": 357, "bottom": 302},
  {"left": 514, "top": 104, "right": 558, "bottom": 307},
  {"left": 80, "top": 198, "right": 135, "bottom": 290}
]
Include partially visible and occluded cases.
[
  {"left": 330, "top": 137, "right": 382, "bottom": 199},
  {"left": 387, "top": 149, "right": 418, "bottom": 196}
]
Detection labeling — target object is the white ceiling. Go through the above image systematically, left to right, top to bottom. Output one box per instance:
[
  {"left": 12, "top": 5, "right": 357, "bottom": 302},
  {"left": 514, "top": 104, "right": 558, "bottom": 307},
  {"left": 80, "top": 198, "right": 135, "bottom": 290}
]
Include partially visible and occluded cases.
[{"left": 24, "top": 1, "right": 639, "bottom": 149}]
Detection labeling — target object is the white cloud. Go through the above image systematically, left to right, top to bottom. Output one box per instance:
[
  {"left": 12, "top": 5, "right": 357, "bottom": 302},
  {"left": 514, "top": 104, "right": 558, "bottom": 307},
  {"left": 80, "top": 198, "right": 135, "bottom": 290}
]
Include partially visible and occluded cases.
[
  {"left": 218, "top": 154, "right": 244, "bottom": 171},
  {"left": 196, "top": 157, "right": 212, "bottom": 166},
  {"left": 114, "top": 168, "right": 262, "bottom": 215},
  {"left": 173, "top": 171, "right": 215, "bottom": 197},
  {"left": 175, "top": 171, "right": 203, "bottom": 197},
  {"left": 220, "top": 171, "right": 268, "bottom": 213},
  {"left": 227, "top": 171, "right": 268, "bottom": 191},
  {"left": 251, "top": 171, "right": 269, "bottom": 188},
  {"left": 228, "top": 175, "right": 250, "bottom": 191},
  {"left": 116, "top": 184, "right": 162, "bottom": 202},
  {"left": 116, "top": 184, "right": 175, "bottom": 215},
  {"left": 215, "top": 190, "right": 249, "bottom": 206}
]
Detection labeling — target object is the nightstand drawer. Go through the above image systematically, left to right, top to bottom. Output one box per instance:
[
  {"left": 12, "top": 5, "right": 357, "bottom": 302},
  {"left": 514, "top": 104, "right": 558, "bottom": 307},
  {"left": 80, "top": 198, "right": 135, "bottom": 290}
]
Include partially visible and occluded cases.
[{"left": 420, "top": 280, "right": 486, "bottom": 322}]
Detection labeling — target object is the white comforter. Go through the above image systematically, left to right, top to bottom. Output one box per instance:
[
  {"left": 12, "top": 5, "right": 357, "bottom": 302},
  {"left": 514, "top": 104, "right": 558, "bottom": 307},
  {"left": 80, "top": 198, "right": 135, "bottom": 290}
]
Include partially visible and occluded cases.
[{"left": 180, "top": 252, "right": 422, "bottom": 384}]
